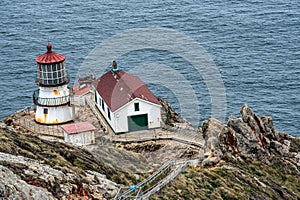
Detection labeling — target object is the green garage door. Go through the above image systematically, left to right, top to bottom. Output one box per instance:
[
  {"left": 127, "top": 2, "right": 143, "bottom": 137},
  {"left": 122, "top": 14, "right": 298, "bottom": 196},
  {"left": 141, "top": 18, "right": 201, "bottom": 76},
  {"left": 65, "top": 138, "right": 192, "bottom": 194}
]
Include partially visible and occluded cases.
[{"left": 128, "top": 114, "right": 148, "bottom": 131}]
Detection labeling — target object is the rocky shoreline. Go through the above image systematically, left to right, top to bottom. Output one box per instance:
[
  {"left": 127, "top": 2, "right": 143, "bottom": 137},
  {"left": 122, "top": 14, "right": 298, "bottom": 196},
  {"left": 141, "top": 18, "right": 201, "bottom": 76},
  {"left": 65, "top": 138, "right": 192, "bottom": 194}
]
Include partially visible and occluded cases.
[{"left": 1, "top": 103, "right": 300, "bottom": 199}]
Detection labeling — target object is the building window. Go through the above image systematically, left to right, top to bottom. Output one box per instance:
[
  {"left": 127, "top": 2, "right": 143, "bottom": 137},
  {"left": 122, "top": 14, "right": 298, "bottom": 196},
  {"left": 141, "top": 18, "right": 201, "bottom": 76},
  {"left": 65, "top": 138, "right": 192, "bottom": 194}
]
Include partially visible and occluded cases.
[
  {"left": 94, "top": 92, "right": 98, "bottom": 103},
  {"left": 99, "top": 97, "right": 102, "bottom": 106},
  {"left": 102, "top": 99, "right": 104, "bottom": 110},
  {"left": 134, "top": 103, "right": 140, "bottom": 111},
  {"left": 107, "top": 107, "right": 111, "bottom": 120},
  {"left": 44, "top": 108, "right": 48, "bottom": 114}
]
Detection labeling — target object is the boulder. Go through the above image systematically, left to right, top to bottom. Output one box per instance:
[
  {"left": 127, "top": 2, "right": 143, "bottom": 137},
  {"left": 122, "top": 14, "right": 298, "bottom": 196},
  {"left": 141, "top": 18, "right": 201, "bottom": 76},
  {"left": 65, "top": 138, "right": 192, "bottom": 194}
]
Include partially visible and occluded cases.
[
  {"left": 201, "top": 118, "right": 225, "bottom": 158},
  {"left": 202, "top": 156, "right": 221, "bottom": 167}
]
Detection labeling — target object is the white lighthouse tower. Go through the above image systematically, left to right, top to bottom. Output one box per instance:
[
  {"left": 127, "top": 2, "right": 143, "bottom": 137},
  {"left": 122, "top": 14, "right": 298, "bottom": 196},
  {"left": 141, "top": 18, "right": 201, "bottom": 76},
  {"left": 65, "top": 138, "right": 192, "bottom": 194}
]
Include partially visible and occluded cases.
[{"left": 33, "top": 43, "right": 72, "bottom": 124}]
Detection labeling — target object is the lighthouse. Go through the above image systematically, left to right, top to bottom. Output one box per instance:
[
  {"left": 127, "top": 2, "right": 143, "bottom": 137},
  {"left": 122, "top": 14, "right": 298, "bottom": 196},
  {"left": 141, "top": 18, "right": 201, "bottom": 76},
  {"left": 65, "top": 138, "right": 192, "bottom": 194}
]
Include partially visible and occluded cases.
[{"left": 33, "top": 43, "right": 72, "bottom": 124}]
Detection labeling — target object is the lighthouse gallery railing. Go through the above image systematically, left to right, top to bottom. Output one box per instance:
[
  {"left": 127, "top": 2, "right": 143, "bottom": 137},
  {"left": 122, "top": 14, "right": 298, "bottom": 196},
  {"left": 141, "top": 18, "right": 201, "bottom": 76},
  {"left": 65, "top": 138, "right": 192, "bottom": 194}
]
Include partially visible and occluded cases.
[{"left": 33, "top": 90, "right": 70, "bottom": 107}]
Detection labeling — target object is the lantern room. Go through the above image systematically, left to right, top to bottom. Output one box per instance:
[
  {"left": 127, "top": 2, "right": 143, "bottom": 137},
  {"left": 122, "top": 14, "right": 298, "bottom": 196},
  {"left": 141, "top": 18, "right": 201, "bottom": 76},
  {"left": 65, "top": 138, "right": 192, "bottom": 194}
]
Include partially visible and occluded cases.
[{"left": 35, "top": 43, "right": 69, "bottom": 86}]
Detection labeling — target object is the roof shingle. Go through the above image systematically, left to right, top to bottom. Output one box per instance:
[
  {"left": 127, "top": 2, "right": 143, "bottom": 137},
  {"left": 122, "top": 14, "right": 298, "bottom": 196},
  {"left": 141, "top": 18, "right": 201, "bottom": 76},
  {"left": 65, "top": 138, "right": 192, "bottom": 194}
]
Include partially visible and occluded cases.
[
  {"left": 35, "top": 43, "right": 65, "bottom": 64},
  {"left": 93, "top": 70, "right": 160, "bottom": 112},
  {"left": 61, "top": 122, "right": 96, "bottom": 135}
]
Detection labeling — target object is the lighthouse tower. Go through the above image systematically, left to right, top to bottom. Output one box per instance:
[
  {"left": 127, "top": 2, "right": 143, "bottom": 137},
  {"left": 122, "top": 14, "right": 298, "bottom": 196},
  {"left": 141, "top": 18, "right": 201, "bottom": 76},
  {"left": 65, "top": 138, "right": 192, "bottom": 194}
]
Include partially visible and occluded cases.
[{"left": 33, "top": 43, "right": 72, "bottom": 124}]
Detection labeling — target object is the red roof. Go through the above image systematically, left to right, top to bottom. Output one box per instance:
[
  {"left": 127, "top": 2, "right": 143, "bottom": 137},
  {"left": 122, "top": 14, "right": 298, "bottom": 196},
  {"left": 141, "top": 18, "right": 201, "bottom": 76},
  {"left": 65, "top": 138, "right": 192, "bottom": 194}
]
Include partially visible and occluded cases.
[
  {"left": 35, "top": 43, "right": 65, "bottom": 64},
  {"left": 93, "top": 70, "right": 161, "bottom": 112},
  {"left": 72, "top": 83, "right": 91, "bottom": 96},
  {"left": 61, "top": 122, "right": 96, "bottom": 135}
]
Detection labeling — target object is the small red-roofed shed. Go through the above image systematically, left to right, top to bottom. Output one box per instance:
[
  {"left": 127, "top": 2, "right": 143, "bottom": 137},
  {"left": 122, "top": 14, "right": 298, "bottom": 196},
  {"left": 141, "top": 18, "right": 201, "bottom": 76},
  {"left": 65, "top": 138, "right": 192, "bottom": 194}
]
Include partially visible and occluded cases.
[{"left": 61, "top": 122, "right": 96, "bottom": 145}]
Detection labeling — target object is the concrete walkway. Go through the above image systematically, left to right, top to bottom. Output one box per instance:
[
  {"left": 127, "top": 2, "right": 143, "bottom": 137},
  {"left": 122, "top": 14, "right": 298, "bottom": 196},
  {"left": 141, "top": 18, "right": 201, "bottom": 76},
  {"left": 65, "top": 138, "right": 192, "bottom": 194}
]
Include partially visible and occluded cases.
[{"left": 106, "top": 129, "right": 204, "bottom": 149}]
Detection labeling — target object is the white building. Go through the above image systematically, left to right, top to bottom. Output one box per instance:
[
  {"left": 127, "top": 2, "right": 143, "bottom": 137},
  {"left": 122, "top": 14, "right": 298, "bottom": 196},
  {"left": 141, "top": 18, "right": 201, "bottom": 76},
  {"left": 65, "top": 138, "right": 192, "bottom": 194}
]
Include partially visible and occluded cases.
[
  {"left": 33, "top": 43, "right": 72, "bottom": 124},
  {"left": 92, "top": 62, "right": 161, "bottom": 134},
  {"left": 72, "top": 83, "right": 92, "bottom": 106},
  {"left": 61, "top": 122, "right": 96, "bottom": 146}
]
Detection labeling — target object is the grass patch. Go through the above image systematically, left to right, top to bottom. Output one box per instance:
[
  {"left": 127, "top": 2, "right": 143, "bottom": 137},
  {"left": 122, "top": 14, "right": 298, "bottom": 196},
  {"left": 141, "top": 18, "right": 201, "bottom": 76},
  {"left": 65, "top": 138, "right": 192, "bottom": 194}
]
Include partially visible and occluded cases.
[{"left": 151, "top": 155, "right": 300, "bottom": 200}]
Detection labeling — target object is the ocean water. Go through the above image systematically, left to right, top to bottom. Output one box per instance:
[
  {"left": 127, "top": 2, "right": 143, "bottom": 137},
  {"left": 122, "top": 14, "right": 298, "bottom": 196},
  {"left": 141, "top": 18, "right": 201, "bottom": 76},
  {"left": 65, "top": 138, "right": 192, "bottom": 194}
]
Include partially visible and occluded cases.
[{"left": 0, "top": 0, "right": 299, "bottom": 137}]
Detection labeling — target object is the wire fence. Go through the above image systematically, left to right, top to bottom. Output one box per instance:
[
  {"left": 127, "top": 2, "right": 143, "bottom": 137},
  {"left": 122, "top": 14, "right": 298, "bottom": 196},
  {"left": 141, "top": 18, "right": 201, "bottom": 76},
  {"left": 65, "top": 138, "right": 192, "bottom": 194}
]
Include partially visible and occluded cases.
[{"left": 17, "top": 117, "right": 64, "bottom": 138}]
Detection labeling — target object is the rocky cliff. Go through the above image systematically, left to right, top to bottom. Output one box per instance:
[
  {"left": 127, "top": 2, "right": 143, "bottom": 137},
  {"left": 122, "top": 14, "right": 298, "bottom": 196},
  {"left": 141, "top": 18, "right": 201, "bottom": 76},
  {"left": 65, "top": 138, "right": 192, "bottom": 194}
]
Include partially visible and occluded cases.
[
  {"left": 1, "top": 104, "right": 300, "bottom": 199},
  {"left": 152, "top": 104, "right": 300, "bottom": 200},
  {"left": 0, "top": 126, "right": 137, "bottom": 199}
]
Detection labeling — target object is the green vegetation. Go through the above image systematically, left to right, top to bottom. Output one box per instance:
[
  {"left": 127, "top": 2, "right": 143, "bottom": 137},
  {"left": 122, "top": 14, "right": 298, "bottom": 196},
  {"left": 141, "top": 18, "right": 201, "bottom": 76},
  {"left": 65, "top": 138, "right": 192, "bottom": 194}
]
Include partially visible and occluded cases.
[
  {"left": 290, "top": 138, "right": 300, "bottom": 152},
  {"left": 151, "top": 155, "right": 300, "bottom": 200}
]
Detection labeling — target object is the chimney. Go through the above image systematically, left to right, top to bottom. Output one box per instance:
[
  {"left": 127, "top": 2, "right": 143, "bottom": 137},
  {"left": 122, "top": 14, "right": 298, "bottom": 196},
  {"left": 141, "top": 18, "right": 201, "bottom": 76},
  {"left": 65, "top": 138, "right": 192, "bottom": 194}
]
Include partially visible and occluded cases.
[
  {"left": 111, "top": 60, "right": 120, "bottom": 73},
  {"left": 112, "top": 60, "right": 117, "bottom": 69}
]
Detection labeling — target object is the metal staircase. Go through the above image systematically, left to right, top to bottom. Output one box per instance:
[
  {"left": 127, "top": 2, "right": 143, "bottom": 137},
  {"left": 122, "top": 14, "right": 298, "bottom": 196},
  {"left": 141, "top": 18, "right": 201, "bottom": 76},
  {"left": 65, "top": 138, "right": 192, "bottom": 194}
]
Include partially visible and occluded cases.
[{"left": 113, "top": 159, "right": 195, "bottom": 200}]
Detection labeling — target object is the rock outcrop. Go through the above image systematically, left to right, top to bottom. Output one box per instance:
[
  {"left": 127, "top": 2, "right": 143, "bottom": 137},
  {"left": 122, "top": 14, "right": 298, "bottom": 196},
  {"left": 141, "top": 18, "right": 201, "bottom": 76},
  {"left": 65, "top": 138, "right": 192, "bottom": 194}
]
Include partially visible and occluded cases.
[
  {"left": 158, "top": 97, "right": 185, "bottom": 126},
  {"left": 153, "top": 104, "right": 300, "bottom": 200},
  {"left": 201, "top": 104, "right": 300, "bottom": 169},
  {"left": 220, "top": 105, "right": 298, "bottom": 164},
  {"left": 202, "top": 118, "right": 224, "bottom": 156},
  {"left": 0, "top": 127, "right": 127, "bottom": 200},
  {"left": 0, "top": 151, "right": 118, "bottom": 200},
  {"left": 0, "top": 165, "right": 55, "bottom": 200}
]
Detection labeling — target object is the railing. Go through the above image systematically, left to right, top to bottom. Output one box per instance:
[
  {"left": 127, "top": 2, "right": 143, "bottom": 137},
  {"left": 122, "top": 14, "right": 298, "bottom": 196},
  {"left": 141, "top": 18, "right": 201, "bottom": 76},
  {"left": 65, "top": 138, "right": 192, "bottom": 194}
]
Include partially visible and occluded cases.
[
  {"left": 35, "top": 76, "right": 70, "bottom": 87},
  {"left": 33, "top": 91, "right": 70, "bottom": 107},
  {"left": 17, "top": 117, "right": 64, "bottom": 138},
  {"left": 113, "top": 159, "right": 194, "bottom": 200},
  {"left": 114, "top": 161, "right": 173, "bottom": 200},
  {"left": 141, "top": 161, "right": 189, "bottom": 199}
]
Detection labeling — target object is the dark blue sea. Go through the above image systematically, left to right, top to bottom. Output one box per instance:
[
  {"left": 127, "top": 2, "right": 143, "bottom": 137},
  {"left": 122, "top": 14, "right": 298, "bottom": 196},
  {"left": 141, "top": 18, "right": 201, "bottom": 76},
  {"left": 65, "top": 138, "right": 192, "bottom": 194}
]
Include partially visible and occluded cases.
[{"left": 0, "top": 0, "right": 299, "bottom": 137}]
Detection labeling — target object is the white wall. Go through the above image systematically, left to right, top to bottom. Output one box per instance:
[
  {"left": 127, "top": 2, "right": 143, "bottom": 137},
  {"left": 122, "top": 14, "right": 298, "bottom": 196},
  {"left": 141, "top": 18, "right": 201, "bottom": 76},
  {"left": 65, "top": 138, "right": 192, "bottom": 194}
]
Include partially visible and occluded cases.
[
  {"left": 35, "top": 84, "right": 72, "bottom": 124},
  {"left": 39, "top": 85, "right": 69, "bottom": 99},
  {"left": 94, "top": 91, "right": 115, "bottom": 131},
  {"left": 95, "top": 91, "right": 161, "bottom": 133},
  {"left": 73, "top": 93, "right": 91, "bottom": 106},
  {"left": 73, "top": 96, "right": 85, "bottom": 106},
  {"left": 114, "top": 98, "right": 161, "bottom": 133},
  {"left": 35, "top": 105, "right": 72, "bottom": 124},
  {"left": 64, "top": 131, "right": 95, "bottom": 146}
]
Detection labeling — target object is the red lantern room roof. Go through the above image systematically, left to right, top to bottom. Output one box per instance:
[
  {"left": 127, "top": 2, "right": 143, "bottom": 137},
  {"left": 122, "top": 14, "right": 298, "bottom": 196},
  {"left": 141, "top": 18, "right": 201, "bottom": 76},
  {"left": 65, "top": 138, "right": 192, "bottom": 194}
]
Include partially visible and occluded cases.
[{"left": 35, "top": 43, "right": 65, "bottom": 64}]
